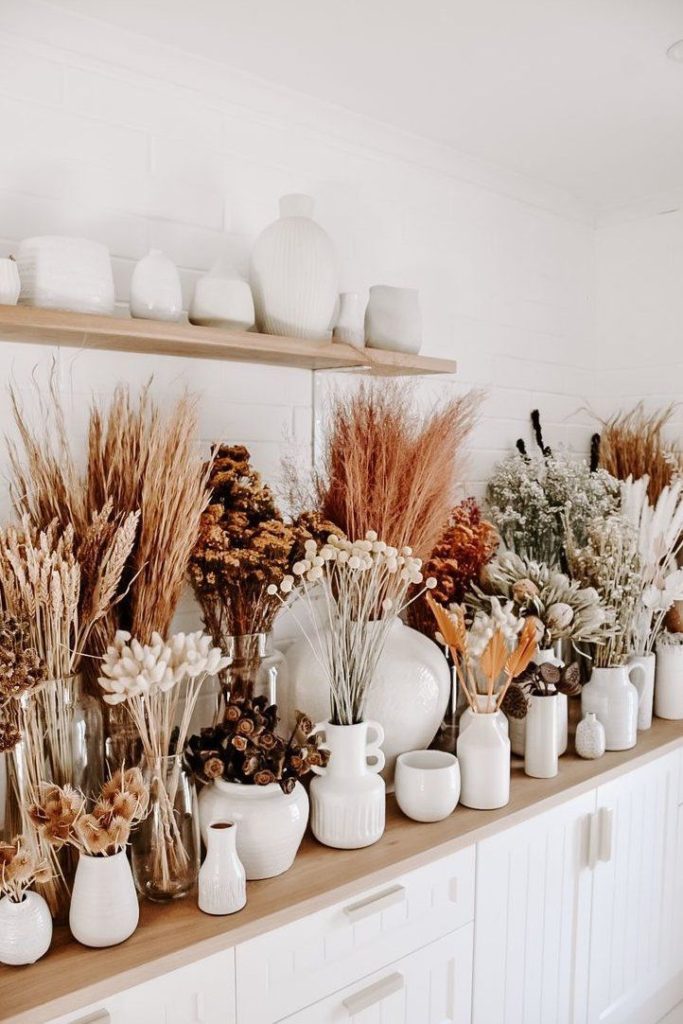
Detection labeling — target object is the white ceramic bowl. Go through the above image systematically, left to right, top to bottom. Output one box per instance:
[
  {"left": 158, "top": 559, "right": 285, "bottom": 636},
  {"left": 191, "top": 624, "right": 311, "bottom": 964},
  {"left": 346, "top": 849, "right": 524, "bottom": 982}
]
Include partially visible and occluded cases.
[{"left": 395, "top": 750, "right": 461, "bottom": 823}]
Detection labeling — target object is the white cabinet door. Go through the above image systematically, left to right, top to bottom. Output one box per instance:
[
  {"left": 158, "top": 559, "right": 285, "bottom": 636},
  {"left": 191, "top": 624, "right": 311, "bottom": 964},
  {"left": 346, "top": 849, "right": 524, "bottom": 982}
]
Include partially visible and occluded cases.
[
  {"left": 587, "top": 750, "right": 680, "bottom": 1024},
  {"left": 472, "top": 789, "right": 596, "bottom": 1024},
  {"left": 279, "top": 925, "right": 473, "bottom": 1024}
]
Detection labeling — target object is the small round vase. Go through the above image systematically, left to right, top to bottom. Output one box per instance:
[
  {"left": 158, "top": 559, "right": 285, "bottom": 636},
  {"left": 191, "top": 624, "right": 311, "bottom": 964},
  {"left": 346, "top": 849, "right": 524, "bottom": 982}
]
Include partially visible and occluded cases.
[
  {"left": 130, "top": 249, "right": 182, "bottom": 321},
  {"left": 189, "top": 254, "right": 255, "bottom": 330},
  {"left": 0, "top": 258, "right": 20, "bottom": 305},
  {"left": 364, "top": 285, "right": 422, "bottom": 354},
  {"left": 333, "top": 291, "right": 364, "bottom": 348},
  {"left": 654, "top": 642, "right": 683, "bottom": 719},
  {"left": 627, "top": 652, "right": 656, "bottom": 730},
  {"left": 581, "top": 666, "right": 638, "bottom": 751},
  {"left": 524, "top": 694, "right": 558, "bottom": 779},
  {"left": 575, "top": 712, "right": 606, "bottom": 759},
  {"left": 456, "top": 713, "right": 510, "bottom": 810},
  {"left": 309, "top": 720, "right": 385, "bottom": 849},
  {"left": 395, "top": 750, "right": 460, "bottom": 823},
  {"left": 199, "top": 779, "right": 308, "bottom": 879},
  {"left": 198, "top": 822, "right": 246, "bottom": 916},
  {"left": 70, "top": 851, "right": 139, "bottom": 948},
  {"left": 0, "top": 891, "right": 52, "bottom": 965}
]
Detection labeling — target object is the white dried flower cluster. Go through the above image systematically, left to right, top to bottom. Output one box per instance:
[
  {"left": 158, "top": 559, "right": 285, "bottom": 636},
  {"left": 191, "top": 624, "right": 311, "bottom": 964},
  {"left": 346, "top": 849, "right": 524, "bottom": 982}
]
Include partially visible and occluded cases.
[
  {"left": 466, "top": 597, "right": 524, "bottom": 660},
  {"left": 98, "top": 629, "right": 229, "bottom": 706}
]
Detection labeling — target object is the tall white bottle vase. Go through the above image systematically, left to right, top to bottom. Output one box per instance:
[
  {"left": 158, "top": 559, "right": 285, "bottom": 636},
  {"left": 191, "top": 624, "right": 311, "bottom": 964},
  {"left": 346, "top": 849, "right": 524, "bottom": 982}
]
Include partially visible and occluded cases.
[
  {"left": 130, "top": 249, "right": 183, "bottom": 322},
  {"left": 654, "top": 642, "right": 683, "bottom": 720},
  {"left": 524, "top": 694, "right": 559, "bottom": 779},
  {"left": 198, "top": 822, "right": 246, "bottom": 916}
]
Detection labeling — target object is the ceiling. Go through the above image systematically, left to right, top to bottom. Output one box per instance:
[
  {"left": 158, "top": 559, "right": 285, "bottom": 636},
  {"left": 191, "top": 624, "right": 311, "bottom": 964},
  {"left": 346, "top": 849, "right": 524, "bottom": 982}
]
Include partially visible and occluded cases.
[{"left": 48, "top": 0, "right": 683, "bottom": 210}]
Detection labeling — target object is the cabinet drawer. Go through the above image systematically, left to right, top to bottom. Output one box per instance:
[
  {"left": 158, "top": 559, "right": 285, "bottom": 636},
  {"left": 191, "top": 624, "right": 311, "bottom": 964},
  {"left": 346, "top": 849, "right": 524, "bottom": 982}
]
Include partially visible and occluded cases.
[{"left": 236, "top": 846, "right": 475, "bottom": 1023}]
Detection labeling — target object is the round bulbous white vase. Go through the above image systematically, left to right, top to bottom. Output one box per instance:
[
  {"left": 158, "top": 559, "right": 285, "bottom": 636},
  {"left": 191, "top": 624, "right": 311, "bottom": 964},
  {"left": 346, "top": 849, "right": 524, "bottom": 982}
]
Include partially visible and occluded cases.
[
  {"left": 250, "top": 194, "right": 337, "bottom": 340},
  {"left": 130, "top": 249, "right": 182, "bottom": 321},
  {"left": 189, "top": 254, "right": 255, "bottom": 330},
  {"left": 0, "top": 258, "right": 20, "bottom": 305},
  {"left": 364, "top": 285, "right": 422, "bottom": 354},
  {"left": 284, "top": 618, "right": 450, "bottom": 785},
  {"left": 654, "top": 642, "right": 683, "bottom": 720},
  {"left": 508, "top": 649, "right": 568, "bottom": 757},
  {"left": 627, "top": 652, "right": 656, "bottom": 730},
  {"left": 581, "top": 665, "right": 638, "bottom": 751},
  {"left": 524, "top": 694, "right": 559, "bottom": 779},
  {"left": 575, "top": 712, "right": 606, "bottom": 759},
  {"left": 456, "top": 713, "right": 510, "bottom": 810},
  {"left": 309, "top": 720, "right": 385, "bottom": 849},
  {"left": 198, "top": 779, "right": 308, "bottom": 880},
  {"left": 198, "top": 822, "right": 246, "bottom": 916},
  {"left": 69, "top": 851, "right": 139, "bottom": 948},
  {"left": 0, "top": 891, "right": 52, "bottom": 965}
]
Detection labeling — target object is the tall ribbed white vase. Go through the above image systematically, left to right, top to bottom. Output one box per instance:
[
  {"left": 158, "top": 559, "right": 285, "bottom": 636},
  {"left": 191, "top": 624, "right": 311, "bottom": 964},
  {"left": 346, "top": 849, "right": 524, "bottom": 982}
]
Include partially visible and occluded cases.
[{"left": 198, "top": 822, "right": 246, "bottom": 916}]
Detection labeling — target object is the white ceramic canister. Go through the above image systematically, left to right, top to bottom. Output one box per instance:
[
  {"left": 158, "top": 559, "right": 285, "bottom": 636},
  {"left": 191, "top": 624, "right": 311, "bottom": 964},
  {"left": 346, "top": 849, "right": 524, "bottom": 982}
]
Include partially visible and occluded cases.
[
  {"left": 130, "top": 249, "right": 182, "bottom": 322},
  {"left": 0, "top": 258, "right": 20, "bottom": 305},
  {"left": 364, "top": 285, "right": 422, "bottom": 354},
  {"left": 654, "top": 642, "right": 683, "bottom": 720},
  {"left": 627, "top": 652, "right": 656, "bottom": 730},
  {"left": 580, "top": 665, "right": 638, "bottom": 750},
  {"left": 524, "top": 694, "right": 559, "bottom": 779},
  {"left": 456, "top": 712, "right": 511, "bottom": 810},
  {"left": 575, "top": 712, "right": 606, "bottom": 759},
  {"left": 395, "top": 749, "right": 460, "bottom": 822},
  {"left": 198, "top": 821, "right": 246, "bottom": 916},
  {"left": 69, "top": 850, "right": 139, "bottom": 948},
  {"left": 0, "top": 891, "right": 52, "bottom": 966}
]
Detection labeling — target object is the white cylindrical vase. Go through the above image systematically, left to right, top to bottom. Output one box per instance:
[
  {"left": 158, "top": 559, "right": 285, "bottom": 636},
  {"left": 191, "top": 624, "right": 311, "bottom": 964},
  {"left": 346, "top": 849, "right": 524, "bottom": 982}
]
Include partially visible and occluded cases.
[
  {"left": 364, "top": 285, "right": 422, "bottom": 354},
  {"left": 654, "top": 642, "right": 683, "bottom": 720},
  {"left": 627, "top": 652, "right": 656, "bottom": 730},
  {"left": 581, "top": 666, "right": 638, "bottom": 750},
  {"left": 524, "top": 694, "right": 559, "bottom": 779},
  {"left": 456, "top": 713, "right": 510, "bottom": 810},
  {"left": 198, "top": 822, "right": 246, "bottom": 916},
  {"left": 69, "top": 851, "right": 139, "bottom": 948},
  {"left": 0, "top": 891, "right": 52, "bottom": 966}
]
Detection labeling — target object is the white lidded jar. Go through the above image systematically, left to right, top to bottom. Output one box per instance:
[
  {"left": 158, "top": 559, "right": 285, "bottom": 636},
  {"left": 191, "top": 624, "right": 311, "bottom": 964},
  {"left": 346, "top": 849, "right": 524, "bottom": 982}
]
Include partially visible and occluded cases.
[
  {"left": 130, "top": 249, "right": 183, "bottom": 322},
  {"left": 524, "top": 693, "right": 559, "bottom": 779},
  {"left": 456, "top": 712, "right": 510, "bottom": 810},
  {"left": 198, "top": 821, "right": 246, "bottom": 916},
  {"left": 69, "top": 850, "right": 139, "bottom": 947},
  {"left": 0, "top": 891, "right": 52, "bottom": 966}
]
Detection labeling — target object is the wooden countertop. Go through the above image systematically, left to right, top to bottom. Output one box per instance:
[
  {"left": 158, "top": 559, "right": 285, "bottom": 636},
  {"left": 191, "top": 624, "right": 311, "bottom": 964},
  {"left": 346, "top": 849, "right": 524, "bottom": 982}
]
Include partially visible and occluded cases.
[{"left": 2, "top": 716, "right": 683, "bottom": 1024}]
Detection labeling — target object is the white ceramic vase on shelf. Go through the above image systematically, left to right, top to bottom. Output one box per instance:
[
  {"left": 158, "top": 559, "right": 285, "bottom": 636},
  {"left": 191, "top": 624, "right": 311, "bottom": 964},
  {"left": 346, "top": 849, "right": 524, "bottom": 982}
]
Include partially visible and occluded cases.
[
  {"left": 250, "top": 194, "right": 337, "bottom": 340},
  {"left": 16, "top": 236, "right": 115, "bottom": 314},
  {"left": 130, "top": 249, "right": 182, "bottom": 322},
  {"left": 189, "top": 255, "right": 255, "bottom": 330},
  {"left": 0, "top": 258, "right": 20, "bottom": 305},
  {"left": 364, "top": 285, "right": 422, "bottom": 354},
  {"left": 333, "top": 291, "right": 365, "bottom": 348},
  {"left": 654, "top": 642, "right": 683, "bottom": 720},
  {"left": 508, "top": 649, "right": 568, "bottom": 757},
  {"left": 627, "top": 652, "right": 656, "bottom": 730},
  {"left": 581, "top": 665, "right": 638, "bottom": 750},
  {"left": 459, "top": 693, "right": 509, "bottom": 739},
  {"left": 524, "top": 694, "right": 559, "bottom": 779},
  {"left": 457, "top": 712, "right": 510, "bottom": 810},
  {"left": 575, "top": 712, "right": 606, "bottom": 759},
  {"left": 309, "top": 720, "right": 385, "bottom": 849},
  {"left": 395, "top": 750, "right": 460, "bottom": 823},
  {"left": 198, "top": 779, "right": 308, "bottom": 879},
  {"left": 198, "top": 822, "right": 246, "bottom": 916},
  {"left": 69, "top": 850, "right": 139, "bottom": 948},
  {"left": 0, "top": 891, "right": 52, "bottom": 966}
]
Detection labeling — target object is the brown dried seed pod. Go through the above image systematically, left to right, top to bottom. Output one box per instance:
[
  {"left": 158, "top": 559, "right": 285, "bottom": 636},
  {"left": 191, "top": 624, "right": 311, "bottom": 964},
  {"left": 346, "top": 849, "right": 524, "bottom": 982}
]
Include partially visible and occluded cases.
[
  {"left": 538, "top": 663, "right": 561, "bottom": 686},
  {"left": 500, "top": 683, "right": 529, "bottom": 720}
]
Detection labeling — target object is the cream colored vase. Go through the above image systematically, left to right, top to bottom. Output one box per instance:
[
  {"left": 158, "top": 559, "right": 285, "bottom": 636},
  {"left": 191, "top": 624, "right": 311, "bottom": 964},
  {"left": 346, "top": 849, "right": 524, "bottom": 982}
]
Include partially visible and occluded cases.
[
  {"left": 654, "top": 642, "right": 683, "bottom": 720},
  {"left": 581, "top": 666, "right": 638, "bottom": 750},
  {"left": 198, "top": 822, "right": 246, "bottom": 916},
  {"left": 69, "top": 851, "right": 139, "bottom": 948}
]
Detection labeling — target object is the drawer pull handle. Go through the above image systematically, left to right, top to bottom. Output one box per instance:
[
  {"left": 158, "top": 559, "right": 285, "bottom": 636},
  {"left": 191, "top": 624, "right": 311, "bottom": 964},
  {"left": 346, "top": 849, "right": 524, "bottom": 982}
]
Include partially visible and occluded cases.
[
  {"left": 598, "top": 806, "right": 614, "bottom": 863},
  {"left": 343, "top": 884, "right": 406, "bottom": 922},
  {"left": 342, "top": 972, "right": 404, "bottom": 1014},
  {"left": 71, "top": 1015, "right": 111, "bottom": 1024}
]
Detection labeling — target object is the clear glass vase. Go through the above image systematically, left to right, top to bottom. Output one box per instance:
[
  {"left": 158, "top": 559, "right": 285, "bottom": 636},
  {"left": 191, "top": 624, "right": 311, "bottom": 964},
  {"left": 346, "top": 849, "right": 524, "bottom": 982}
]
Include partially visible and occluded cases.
[
  {"left": 193, "top": 633, "right": 285, "bottom": 728},
  {"left": 131, "top": 755, "right": 199, "bottom": 902}
]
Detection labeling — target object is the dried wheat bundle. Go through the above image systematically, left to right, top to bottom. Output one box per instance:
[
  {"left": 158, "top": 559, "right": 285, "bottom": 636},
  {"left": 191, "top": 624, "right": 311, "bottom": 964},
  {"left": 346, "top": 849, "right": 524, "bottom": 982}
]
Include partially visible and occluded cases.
[{"left": 597, "top": 404, "right": 683, "bottom": 503}]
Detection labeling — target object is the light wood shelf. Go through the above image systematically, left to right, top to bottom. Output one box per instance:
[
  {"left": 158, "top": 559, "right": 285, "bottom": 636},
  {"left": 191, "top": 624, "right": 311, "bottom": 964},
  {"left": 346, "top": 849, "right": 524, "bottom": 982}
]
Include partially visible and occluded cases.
[{"left": 0, "top": 305, "right": 457, "bottom": 376}]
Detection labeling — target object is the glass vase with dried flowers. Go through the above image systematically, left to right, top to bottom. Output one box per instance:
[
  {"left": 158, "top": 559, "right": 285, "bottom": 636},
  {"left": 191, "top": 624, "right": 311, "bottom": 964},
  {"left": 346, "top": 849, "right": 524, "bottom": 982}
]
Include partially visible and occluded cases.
[
  {"left": 98, "top": 630, "right": 228, "bottom": 901},
  {"left": 188, "top": 698, "right": 326, "bottom": 879},
  {"left": 29, "top": 769, "right": 148, "bottom": 947},
  {"left": 0, "top": 835, "right": 52, "bottom": 966}
]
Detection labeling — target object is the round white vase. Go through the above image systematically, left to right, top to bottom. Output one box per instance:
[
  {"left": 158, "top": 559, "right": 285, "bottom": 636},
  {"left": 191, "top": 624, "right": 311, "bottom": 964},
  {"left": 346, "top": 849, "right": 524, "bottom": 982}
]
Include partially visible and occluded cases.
[
  {"left": 250, "top": 194, "right": 337, "bottom": 340},
  {"left": 130, "top": 249, "right": 182, "bottom": 321},
  {"left": 189, "top": 254, "right": 255, "bottom": 330},
  {"left": 0, "top": 258, "right": 20, "bottom": 305},
  {"left": 364, "top": 285, "right": 422, "bottom": 354},
  {"left": 333, "top": 291, "right": 365, "bottom": 348},
  {"left": 654, "top": 642, "right": 683, "bottom": 720},
  {"left": 627, "top": 652, "right": 656, "bottom": 730},
  {"left": 581, "top": 665, "right": 638, "bottom": 750},
  {"left": 524, "top": 694, "right": 559, "bottom": 779},
  {"left": 575, "top": 712, "right": 606, "bottom": 759},
  {"left": 456, "top": 713, "right": 510, "bottom": 810},
  {"left": 309, "top": 720, "right": 385, "bottom": 849},
  {"left": 395, "top": 750, "right": 460, "bottom": 823},
  {"left": 198, "top": 779, "right": 308, "bottom": 879},
  {"left": 198, "top": 822, "right": 246, "bottom": 916},
  {"left": 69, "top": 850, "right": 139, "bottom": 947},
  {"left": 0, "top": 891, "right": 52, "bottom": 965}
]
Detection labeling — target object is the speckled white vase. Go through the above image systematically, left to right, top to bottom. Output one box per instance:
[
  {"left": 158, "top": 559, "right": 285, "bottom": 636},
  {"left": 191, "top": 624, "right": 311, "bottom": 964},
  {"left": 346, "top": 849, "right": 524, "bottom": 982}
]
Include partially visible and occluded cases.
[
  {"left": 250, "top": 194, "right": 337, "bottom": 340},
  {"left": 130, "top": 249, "right": 182, "bottom": 321},
  {"left": 654, "top": 642, "right": 683, "bottom": 720},
  {"left": 581, "top": 666, "right": 638, "bottom": 751},
  {"left": 575, "top": 712, "right": 606, "bottom": 759},
  {"left": 199, "top": 779, "right": 308, "bottom": 880},
  {"left": 198, "top": 822, "right": 246, "bottom": 916},
  {"left": 69, "top": 851, "right": 139, "bottom": 948},
  {"left": 0, "top": 891, "right": 52, "bottom": 965}
]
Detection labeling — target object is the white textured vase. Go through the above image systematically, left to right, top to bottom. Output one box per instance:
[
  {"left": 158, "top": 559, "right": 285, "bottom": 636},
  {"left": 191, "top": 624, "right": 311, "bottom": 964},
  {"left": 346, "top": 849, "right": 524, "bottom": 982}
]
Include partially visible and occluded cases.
[
  {"left": 250, "top": 194, "right": 337, "bottom": 340},
  {"left": 16, "top": 236, "right": 115, "bottom": 314},
  {"left": 130, "top": 249, "right": 182, "bottom": 321},
  {"left": 189, "top": 254, "right": 255, "bottom": 330},
  {"left": 0, "top": 258, "right": 20, "bottom": 305},
  {"left": 364, "top": 285, "right": 422, "bottom": 354},
  {"left": 333, "top": 291, "right": 365, "bottom": 348},
  {"left": 284, "top": 618, "right": 450, "bottom": 784},
  {"left": 654, "top": 642, "right": 683, "bottom": 720},
  {"left": 628, "top": 652, "right": 656, "bottom": 730},
  {"left": 581, "top": 666, "right": 638, "bottom": 751},
  {"left": 524, "top": 694, "right": 559, "bottom": 779},
  {"left": 575, "top": 712, "right": 606, "bottom": 759},
  {"left": 456, "top": 713, "right": 510, "bottom": 810},
  {"left": 309, "top": 720, "right": 385, "bottom": 849},
  {"left": 199, "top": 779, "right": 308, "bottom": 879},
  {"left": 198, "top": 822, "right": 246, "bottom": 916},
  {"left": 69, "top": 851, "right": 139, "bottom": 948},
  {"left": 0, "top": 891, "right": 52, "bottom": 966}
]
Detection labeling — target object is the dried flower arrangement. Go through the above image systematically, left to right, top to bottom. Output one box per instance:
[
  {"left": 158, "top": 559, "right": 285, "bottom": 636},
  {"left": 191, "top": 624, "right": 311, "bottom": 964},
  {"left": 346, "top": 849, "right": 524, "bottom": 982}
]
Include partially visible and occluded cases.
[
  {"left": 596, "top": 404, "right": 683, "bottom": 504},
  {"left": 407, "top": 498, "right": 499, "bottom": 637},
  {"left": 269, "top": 532, "right": 435, "bottom": 724},
  {"left": 0, "top": 613, "right": 46, "bottom": 755},
  {"left": 656, "top": 631, "right": 683, "bottom": 647},
  {"left": 500, "top": 662, "right": 582, "bottom": 720},
  {"left": 185, "top": 698, "right": 327, "bottom": 794},
  {"left": 29, "top": 769, "right": 148, "bottom": 858},
  {"left": 0, "top": 836, "right": 51, "bottom": 904}
]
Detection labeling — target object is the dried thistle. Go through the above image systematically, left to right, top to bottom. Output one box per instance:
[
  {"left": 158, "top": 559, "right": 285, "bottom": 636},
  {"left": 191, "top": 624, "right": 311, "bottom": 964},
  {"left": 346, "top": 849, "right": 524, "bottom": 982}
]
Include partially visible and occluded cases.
[
  {"left": 597, "top": 403, "right": 683, "bottom": 503},
  {"left": 0, "top": 835, "right": 52, "bottom": 903}
]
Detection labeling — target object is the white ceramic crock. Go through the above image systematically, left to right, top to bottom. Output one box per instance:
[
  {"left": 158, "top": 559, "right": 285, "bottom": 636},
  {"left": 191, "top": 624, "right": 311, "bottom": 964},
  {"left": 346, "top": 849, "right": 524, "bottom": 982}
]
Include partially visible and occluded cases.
[
  {"left": 16, "top": 236, "right": 115, "bottom": 314},
  {"left": 364, "top": 285, "right": 422, "bottom": 354},
  {"left": 395, "top": 749, "right": 460, "bottom": 822},
  {"left": 198, "top": 821, "right": 246, "bottom": 916},
  {"left": 69, "top": 850, "right": 139, "bottom": 948},
  {"left": 0, "top": 891, "right": 52, "bottom": 965}
]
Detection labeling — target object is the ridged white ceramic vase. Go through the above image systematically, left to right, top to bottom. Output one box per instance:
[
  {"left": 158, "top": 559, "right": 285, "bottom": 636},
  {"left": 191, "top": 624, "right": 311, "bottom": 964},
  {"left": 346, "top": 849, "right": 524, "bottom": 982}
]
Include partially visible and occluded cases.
[
  {"left": 250, "top": 194, "right": 337, "bottom": 340},
  {"left": 130, "top": 249, "right": 182, "bottom": 321},
  {"left": 0, "top": 258, "right": 20, "bottom": 305},
  {"left": 654, "top": 642, "right": 683, "bottom": 720},
  {"left": 628, "top": 652, "right": 656, "bottom": 730},
  {"left": 581, "top": 666, "right": 638, "bottom": 750},
  {"left": 524, "top": 694, "right": 559, "bottom": 779},
  {"left": 456, "top": 713, "right": 510, "bottom": 810},
  {"left": 309, "top": 720, "right": 385, "bottom": 849},
  {"left": 199, "top": 779, "right": 308, "bottom": 879},
  {"left": 198, "top": 822, "right": 246, "bottom": 916},
  {"left": 69, "top": 851, "right": 139, "bottom": 948},
  {"left": 0, "top": 891, "right": 52, "bottom": 965}
]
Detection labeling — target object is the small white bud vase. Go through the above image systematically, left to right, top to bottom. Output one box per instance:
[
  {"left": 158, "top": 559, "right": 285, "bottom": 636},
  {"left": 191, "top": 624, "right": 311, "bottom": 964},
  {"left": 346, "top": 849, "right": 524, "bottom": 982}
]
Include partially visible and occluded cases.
[
  {"left": 130, "top": 249, "right": 182, "bottom": 322},
  {"left": 0, "top": 258, "right": 20, "bottom": 305},
  {"left": 364, "top": 285, "right": 422, "bottom": 354},
  {"left": 333, "top": 291, "right": 365, "bottom": 348},
  {"left": 654, "top": 641, "right": 683, "bottom": 720},
  {"left": 627, "top": 652, "right": 656, "bottom": 730},
  {"left": 580, "top": 666, "right": 638, "bottom": 751},
  {"left": 524, "top": 694, "right": 559, "bottom": 779},
  {"left": 456, "top": 712, "right": 510, "bottom": 810},
  {"left": 575, "top": 712, "right": 606, "bottom": 759},
  {"left": 309, "top": 720, "right": 386, "bottom": 849},
  {"left": 395, "top": 750, "right": 460, "bottom": 822},
  {"left": 198, "top": 822, "right": 246, "bottom": 916},
  {"left": 69, "top": 850, "right": 139, "bottom": 948},
  {"left": 0, "top": 891, "right": 52, "bottom": 966}
]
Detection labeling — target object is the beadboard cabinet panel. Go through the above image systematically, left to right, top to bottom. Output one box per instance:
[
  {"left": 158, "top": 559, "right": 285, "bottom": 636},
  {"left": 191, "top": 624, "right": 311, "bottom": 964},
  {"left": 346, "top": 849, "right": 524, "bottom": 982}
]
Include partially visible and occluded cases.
[
  {"left": 472, "top": 790, "right": 596, "bottom": 1024},
  {"left": 236, "top": 847, "right": 475, "bottom": 1023},
  {"left": 278, "top": 925, "right": 473, "bottom": 1024}
]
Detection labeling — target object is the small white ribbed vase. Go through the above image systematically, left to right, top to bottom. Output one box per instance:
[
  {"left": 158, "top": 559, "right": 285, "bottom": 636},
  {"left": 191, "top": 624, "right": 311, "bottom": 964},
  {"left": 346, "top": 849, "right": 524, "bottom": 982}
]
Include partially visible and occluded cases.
[
  {"left": 581, "top": 666, "right": 638, "bottom": 750},
  {"left": 524, "top": 694, "right": 559, "bottom": 779},
  {"left": 575, "top": 713, "right": 606, "bottom": 759},
  {"left": 309, "top": 721, "right": 386, "bottom": 849},
  {"left": 198, "top": 822, "right": 246, "bottom": 916},
  {"left": 70, "top": 851, "right": 139, "bottom": 948},
  {"left": 0, "top": 891, "right": 52, "bottom": 965}
]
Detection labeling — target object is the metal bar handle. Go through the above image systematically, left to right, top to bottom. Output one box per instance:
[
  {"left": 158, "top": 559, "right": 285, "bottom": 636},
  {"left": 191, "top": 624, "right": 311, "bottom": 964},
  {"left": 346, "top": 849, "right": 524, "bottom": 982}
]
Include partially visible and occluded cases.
[
  {"left": 343, "top": 883, "right": 406, "bottom": 923},
  {"left": 342, "top": 972, "right": 405, "bottom": 1015}
]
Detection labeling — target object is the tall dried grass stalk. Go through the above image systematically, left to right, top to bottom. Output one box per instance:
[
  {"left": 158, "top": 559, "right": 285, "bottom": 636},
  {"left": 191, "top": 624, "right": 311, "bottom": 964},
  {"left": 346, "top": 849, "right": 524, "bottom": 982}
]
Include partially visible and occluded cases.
[{"left": 598, "top": 403, "right": 683, "bottom": 503}]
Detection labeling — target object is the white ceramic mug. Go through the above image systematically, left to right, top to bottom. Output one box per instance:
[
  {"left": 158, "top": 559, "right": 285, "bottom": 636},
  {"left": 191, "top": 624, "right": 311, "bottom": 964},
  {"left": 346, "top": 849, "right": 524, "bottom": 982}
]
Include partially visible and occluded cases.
[{"left": 395, "top": 750, "right": 461, "bottom": 823}]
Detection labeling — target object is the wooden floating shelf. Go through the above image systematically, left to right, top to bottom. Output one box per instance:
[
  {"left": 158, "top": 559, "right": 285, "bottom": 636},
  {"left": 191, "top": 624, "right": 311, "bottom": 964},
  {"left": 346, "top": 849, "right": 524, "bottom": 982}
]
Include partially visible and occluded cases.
[{"left": 0, "top": 305, "right": 457, "bottom": 376}]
